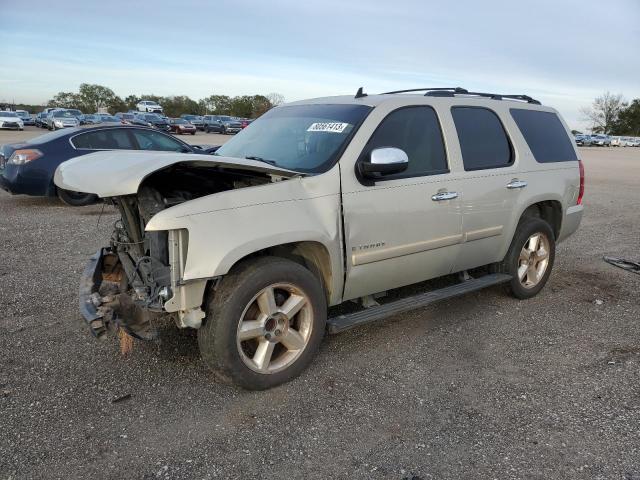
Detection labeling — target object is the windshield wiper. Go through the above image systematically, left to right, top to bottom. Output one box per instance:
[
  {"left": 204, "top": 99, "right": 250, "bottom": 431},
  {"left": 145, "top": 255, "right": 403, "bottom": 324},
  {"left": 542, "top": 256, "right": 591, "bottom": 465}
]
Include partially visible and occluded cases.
[{"left": 245, "top": 155, "right": 277, "bottom": 166}]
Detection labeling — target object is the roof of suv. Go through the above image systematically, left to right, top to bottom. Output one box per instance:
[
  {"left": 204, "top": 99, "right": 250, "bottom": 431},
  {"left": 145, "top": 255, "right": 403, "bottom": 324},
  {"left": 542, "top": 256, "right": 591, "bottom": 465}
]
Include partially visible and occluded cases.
[{"left": 286, "top": 89, "right": 557, "bottom": 113}]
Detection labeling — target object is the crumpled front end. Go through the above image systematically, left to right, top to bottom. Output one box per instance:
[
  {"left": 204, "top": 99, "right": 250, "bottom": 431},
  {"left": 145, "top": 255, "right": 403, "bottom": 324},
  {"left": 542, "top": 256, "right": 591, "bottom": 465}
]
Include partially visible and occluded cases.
[{"left": 79, "top": 193, "right": 209, "bottom": 340}]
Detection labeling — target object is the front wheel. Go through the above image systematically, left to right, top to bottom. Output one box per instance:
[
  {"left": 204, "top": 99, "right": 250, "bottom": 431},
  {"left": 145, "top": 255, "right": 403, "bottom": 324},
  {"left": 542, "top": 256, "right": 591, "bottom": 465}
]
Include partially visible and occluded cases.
[
  {"left": 57, "top": 189, "right": 99, "bottom": 207},
  {"left": 499, "top": 217, "right": 555, "bottom": 299},
  {"left": 198, "top": 257, "right": 326, "bottom": 390}
]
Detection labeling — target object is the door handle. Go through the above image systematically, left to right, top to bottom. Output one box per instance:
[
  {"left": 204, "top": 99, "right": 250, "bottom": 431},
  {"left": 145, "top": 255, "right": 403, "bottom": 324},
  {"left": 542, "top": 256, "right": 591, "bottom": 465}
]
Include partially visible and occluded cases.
[
  {"left": 506, "top": 180, "right": 528, "bottom": 189},
  {"left": 431, "top": 191, "right": 458, "bottom": 201}
]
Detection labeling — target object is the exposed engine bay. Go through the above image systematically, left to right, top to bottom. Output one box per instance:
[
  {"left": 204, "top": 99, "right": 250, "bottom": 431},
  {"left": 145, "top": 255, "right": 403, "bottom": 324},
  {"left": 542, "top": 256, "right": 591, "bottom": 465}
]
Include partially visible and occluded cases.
[{"left": 82, "top": 164, "right": 276, "bottom": 340}]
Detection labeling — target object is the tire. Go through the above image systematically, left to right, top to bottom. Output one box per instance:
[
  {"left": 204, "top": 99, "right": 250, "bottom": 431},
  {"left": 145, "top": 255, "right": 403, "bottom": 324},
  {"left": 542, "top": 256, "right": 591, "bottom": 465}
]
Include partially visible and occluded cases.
[
  {"left": 221, "top": 126, "right": 227, "bottom": 135},
  {"left": 191, "top": 132, "right": 196, "bottom": 135},
  {"left": 57, "top": 189, "right": 99, "bottom": 207},
  {"left": 498, "top": 217, "right": 556, "bottom": 300},
  {"left": 198, "top": 256, "right": 327, "bottom": 390}
]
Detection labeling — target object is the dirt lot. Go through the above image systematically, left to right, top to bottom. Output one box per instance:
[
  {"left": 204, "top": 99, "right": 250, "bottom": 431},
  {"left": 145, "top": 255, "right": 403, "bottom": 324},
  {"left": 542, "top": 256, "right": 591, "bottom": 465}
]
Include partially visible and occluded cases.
[{"left": 1, "top": 129, "right": 639, "bottom": 479}]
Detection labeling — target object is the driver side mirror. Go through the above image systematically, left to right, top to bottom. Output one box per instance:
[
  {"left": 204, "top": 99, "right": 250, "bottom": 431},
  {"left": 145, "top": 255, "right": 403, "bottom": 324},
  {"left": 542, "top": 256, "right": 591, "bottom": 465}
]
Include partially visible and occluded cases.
[{"left": 359, "top": 147, "right": 409, "bottom": 178}]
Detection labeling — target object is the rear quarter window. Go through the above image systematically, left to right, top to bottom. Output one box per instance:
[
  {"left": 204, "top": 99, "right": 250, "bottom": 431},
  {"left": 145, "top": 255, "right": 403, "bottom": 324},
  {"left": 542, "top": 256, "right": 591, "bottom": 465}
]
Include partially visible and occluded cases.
[{"left": 510, "top": 109, "right": 578, "bottom": 163}]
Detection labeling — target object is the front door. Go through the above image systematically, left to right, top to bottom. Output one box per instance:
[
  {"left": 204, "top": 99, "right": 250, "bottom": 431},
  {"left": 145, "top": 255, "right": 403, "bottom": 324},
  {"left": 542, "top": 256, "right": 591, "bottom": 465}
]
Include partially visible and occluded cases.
[{"left": 340, "top": 105, "right": 462, "bottom": 300}]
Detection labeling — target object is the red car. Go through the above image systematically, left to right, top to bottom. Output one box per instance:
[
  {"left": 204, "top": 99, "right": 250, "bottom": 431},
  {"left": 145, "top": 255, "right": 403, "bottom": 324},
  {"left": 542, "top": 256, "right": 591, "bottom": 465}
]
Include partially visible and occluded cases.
[
  {"left": 168, "top": 118, "right": 196, "bottom": 135},
  {"left": 241, "top": 119, "right": 254, "bottom": 129}
]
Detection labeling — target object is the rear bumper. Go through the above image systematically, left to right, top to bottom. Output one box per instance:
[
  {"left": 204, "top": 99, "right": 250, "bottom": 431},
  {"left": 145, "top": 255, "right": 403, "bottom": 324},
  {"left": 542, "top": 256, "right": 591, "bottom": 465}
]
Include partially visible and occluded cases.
[
  {"left": 0, "top": 163, "right": 53, "bottom": 196},
  {"left": 558, "top": 204, "right": 584, "bottom": 242}
]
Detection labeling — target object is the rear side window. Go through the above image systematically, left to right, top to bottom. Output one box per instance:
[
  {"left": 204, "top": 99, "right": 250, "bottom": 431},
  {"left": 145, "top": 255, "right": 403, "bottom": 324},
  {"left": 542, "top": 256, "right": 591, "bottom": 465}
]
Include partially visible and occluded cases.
[
  {"left": 364, "top": 106, "right": 448, "bottom": 178},
  {"left": 451, "top": 107, "right": 513, "bottom": 171},
  {"left": 510, "top": 109, "right": 578, "bottom": 163},
  {"left": 72, "top": 129, "right": 136, "bottom": 150},
  {"left": 132, "top": 130, "right": 186, "bottom": 152}
]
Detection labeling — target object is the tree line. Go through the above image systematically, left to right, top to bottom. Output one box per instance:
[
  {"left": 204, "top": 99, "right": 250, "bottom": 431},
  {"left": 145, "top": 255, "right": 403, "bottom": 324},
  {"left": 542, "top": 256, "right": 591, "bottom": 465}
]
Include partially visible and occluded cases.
[
  {"left": 17, "top": 84, "right": 286, "bottom": 119},
  {"left": 580, "top": 92, "right": 640, "bottom": 136}
]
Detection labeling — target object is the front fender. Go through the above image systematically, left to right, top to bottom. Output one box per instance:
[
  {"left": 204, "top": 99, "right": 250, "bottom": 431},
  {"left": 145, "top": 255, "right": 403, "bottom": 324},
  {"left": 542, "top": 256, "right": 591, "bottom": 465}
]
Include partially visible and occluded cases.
[{"left": 145, "top": 167, "right": 344, "bottom": 303}]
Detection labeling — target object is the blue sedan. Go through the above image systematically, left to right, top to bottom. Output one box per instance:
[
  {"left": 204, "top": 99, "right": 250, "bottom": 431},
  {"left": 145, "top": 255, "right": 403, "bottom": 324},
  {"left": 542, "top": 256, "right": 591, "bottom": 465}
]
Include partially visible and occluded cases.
[{"left": 0, "top": 125, "right": 216, "bottom": 206}]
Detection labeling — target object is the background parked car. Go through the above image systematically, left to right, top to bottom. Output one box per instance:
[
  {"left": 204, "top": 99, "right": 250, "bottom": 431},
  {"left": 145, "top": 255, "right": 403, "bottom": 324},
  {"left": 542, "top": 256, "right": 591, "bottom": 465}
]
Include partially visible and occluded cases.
[
  {"left": 136, "top": 100, "right": 163, "bottom": 113},
  {"left": 16, "top": 110, "right": 35, "bottom": 126},
  {"left": 47, "top": 110, "right": 80, "bottom": 130},
  {"left": 0, "top": 111, "right": 24, "bottom": 130},
  {"left": 35, "top": 112, "right": 49, "bottom": 128},
  {"left": 114, "top": 112, "right": 136, "bottom": 124},
  {"left": 133, "top": 113, "right": 170, "bottom": 131},
  {"left": 83, "top": 114, "right": 101, "bottom": 125},
  {"left": 180, "top": 114, "right": 204, "bottom": 130},
  {"left": 99, "top": 115, "right": 123, "bottom": 125},
  {"left": 202, "top": 115, "right": 223, "bottom": 133},
  {"left": 203, "top": 115, "right": 242, "bottom": 134},
  {"left": 169, "top": 117, "right": 196, "bottom": 135},
  {"left": 240, "top": 118, "right": 254, "bottom": 129},
  {"left": 0, "top": 125, "right": 206, "bottom": 206},
  {"left": 574, "top": 134, "right": 591, "bottom": 146},
  {"left": 590, "top": 134, "right": 611, "bottom": 146},
  {"left": 611, "top": 136, "right": 624, "bottom": 146}
]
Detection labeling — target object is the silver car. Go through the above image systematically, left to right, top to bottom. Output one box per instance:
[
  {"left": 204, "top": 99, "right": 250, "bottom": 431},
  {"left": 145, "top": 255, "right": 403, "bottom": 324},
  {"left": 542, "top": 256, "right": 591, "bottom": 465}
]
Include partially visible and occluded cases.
[
  {"left": 56, "top": 87, "right": 583, "bottom": 390},
  {"left": 47, "top": 110, "right": 80, "bottom": 130},
  {"left": 590, "top": 134, "right": 611, "bottom": 146}
]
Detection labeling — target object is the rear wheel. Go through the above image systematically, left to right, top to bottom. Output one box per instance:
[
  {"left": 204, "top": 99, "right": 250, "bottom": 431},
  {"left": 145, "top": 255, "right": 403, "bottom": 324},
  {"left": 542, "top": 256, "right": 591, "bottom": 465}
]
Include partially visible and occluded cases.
[
  {"left": 57, "top": 189, "right": 99, "bottom": 207},
  {"left": 499, "top": 217, "right": 555, "bottom": 299},
  {"left": 198, "top": 257, "right": 326, "bottom": 390}
]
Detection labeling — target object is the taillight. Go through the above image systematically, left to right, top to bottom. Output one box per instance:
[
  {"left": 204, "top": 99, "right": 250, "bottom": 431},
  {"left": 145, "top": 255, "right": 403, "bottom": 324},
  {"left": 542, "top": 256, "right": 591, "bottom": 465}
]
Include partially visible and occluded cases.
[
  {"left": 8, "top": 149, "right": 43, "bottom": 165},
  {"left": 577, "top": 159, "right": 585, "bottom": 205}
]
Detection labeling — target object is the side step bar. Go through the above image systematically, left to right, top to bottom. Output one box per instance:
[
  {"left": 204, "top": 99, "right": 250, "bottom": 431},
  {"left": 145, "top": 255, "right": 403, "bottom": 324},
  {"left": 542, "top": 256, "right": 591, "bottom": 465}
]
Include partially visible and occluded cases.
[{"left": 327, "top": 273, "right": 511, "bottom": 334}]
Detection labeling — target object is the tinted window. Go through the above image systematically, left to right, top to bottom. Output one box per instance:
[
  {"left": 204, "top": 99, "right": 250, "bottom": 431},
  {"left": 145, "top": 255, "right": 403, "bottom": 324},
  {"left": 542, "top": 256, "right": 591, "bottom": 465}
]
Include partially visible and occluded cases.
[
  {"left": 364, "top": 106, "right": 447, "bottom": 178},
  {"left": 451, "top": 107, "right": 512, "bottom": 170},
  {"left": 510, "top": 109, "right": 578, "bottom": 163},
  {"left": 72, "top": 129, "right": 136, "bottom": 150},
  {"left": 132, "top": 130, "right": 187, "bottom": 152}
]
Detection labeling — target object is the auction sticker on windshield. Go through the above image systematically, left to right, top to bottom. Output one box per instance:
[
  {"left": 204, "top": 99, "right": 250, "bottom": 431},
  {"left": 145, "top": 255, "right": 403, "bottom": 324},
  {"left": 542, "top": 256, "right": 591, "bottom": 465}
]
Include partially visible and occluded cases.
[{"left": 307, "top": 122, "right": 350, "bottom": 133}]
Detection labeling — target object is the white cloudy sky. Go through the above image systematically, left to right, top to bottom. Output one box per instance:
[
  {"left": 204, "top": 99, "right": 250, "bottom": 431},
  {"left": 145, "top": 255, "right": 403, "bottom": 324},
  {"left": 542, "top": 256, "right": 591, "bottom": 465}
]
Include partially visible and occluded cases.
[{"left": 0, "top": 0, "right": 638, "bottom": 129}]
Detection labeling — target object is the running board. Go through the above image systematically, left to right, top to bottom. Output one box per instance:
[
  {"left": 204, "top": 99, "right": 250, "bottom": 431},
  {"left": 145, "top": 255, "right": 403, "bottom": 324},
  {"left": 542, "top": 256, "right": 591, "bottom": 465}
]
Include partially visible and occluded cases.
[{"left": 327, "top": 273, "right": 511, "bottom": 334}]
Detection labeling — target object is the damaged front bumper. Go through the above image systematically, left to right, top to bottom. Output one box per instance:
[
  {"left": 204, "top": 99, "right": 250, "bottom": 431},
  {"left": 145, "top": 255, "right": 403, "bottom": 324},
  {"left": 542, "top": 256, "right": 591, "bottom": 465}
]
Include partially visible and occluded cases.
[
  {"left": 79, "top": 240, "right": 209, "bottom": 341},
  {"left": 79, "top": 247, "right": 159, "bottom": 340}
]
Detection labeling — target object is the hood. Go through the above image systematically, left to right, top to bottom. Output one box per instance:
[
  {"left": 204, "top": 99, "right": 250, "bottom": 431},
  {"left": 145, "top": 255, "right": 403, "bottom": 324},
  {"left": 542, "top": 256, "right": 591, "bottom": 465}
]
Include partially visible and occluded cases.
[
  {"left": 0, "top": 115, "right": 22, "bottom": 122},
  {"left": 54, "top": 150, "right": 301, "bottom": 198}
]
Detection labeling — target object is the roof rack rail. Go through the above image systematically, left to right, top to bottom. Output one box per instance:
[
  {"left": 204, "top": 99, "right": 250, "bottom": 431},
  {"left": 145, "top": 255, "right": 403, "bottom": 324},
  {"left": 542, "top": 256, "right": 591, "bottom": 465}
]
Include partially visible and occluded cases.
[
  {"left": 381, "top": 87, "right": 541, "bottom": 105},
  {"left": 381, "top": 87, "right": 468, "bottom": 95}
]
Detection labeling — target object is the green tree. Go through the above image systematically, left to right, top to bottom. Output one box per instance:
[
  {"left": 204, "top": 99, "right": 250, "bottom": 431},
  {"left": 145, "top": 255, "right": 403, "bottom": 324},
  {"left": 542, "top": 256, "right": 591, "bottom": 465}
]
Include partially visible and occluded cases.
[
  {"left": 77, "top": 83, "right": 121, "bottom": 112},
  {"left": 48, "top": 91, "right": 82, "bottom": 109},
  {"left": 580, "top": 92, "right": 626, "bottom": 134},
  {"left": 124, "top": 95, "right": 141, "bottom": 111},
  {"left": 162, "top": 95, "right": 200, "bottom": 117},
  {"left": 200, "top": 95, "right": 232, "bottom": 115},
  {"left": 251, "top": 95, "right": 272, "bottom": 117},
  {"left": 614, "top": 99, "right": 640, "bottom": 136}
]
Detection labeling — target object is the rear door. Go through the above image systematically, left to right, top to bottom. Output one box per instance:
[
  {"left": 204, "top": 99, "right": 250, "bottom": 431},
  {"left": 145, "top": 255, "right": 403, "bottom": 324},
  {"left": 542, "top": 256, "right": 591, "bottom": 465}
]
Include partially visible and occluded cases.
[
  {"left": 340, "top": 105, "right": 462, "bottom": 300},
  {"left": 447, "top": 105, "right": 523, "bottom": 272}
]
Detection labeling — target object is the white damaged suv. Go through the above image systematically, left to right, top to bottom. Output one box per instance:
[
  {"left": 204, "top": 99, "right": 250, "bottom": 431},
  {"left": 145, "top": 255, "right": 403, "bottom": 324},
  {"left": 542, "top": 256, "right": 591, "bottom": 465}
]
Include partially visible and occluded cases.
[{"left": 55, "top": 87, "right": 584, "bottom": 389}]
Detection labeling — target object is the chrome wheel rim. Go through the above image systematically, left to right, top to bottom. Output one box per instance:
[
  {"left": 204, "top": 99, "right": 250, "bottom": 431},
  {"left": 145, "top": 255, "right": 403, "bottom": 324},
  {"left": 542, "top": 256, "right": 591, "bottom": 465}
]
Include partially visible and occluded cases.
[
  {"left": 518, "top": 232, "right": 550, "bottom": 289},
  {"left": 236, "top": 283, "right": 313, "bottom": 374}
]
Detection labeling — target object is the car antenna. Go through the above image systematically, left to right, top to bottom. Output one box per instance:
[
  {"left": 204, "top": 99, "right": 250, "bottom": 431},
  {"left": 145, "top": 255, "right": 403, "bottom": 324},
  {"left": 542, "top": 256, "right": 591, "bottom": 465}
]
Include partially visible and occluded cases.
[{"left": 355, "top": 87, "right": 367, "bottom": 99}]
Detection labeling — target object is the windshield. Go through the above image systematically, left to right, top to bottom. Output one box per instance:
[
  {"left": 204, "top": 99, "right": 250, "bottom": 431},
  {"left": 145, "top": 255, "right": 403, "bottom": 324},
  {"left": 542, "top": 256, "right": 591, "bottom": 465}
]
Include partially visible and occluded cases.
[
  {"left": 214, "top": 104, "right": 372, "bottom": 173},
  {"left": 1, "top": 111, "right": 18, "bottom": 117},
  {"left": 17, "top": 111, "right": 29, "bottom": 117},
  {"left": 53, "top": 111, "right": 76, "bottom": 118},
  {"left": 101, "top": 116, "right": 120, "bottom": 122},
  {"left": 218, "top": 116, "right": 232, "bottom": 122},
  {"left": 173, "top": 118, "right": 188, "bottom": 124}
]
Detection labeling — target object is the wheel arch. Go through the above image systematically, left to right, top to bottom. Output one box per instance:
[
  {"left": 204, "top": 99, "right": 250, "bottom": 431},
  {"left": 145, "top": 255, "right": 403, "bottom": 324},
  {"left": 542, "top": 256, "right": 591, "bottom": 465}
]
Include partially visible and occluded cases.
[
  {"left": 518, "top": 200, "right": 562, "bottom": 240},
  {"left": 224, "top": 240, "right": 336, "bottom": 305}
]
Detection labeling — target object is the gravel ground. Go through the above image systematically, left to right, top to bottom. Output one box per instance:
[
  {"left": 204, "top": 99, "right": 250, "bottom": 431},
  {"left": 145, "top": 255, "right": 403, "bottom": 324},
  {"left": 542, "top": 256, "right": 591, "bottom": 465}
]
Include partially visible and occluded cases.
[{"left": 0, "top": 141, "right": 639, "bottom": 479}]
